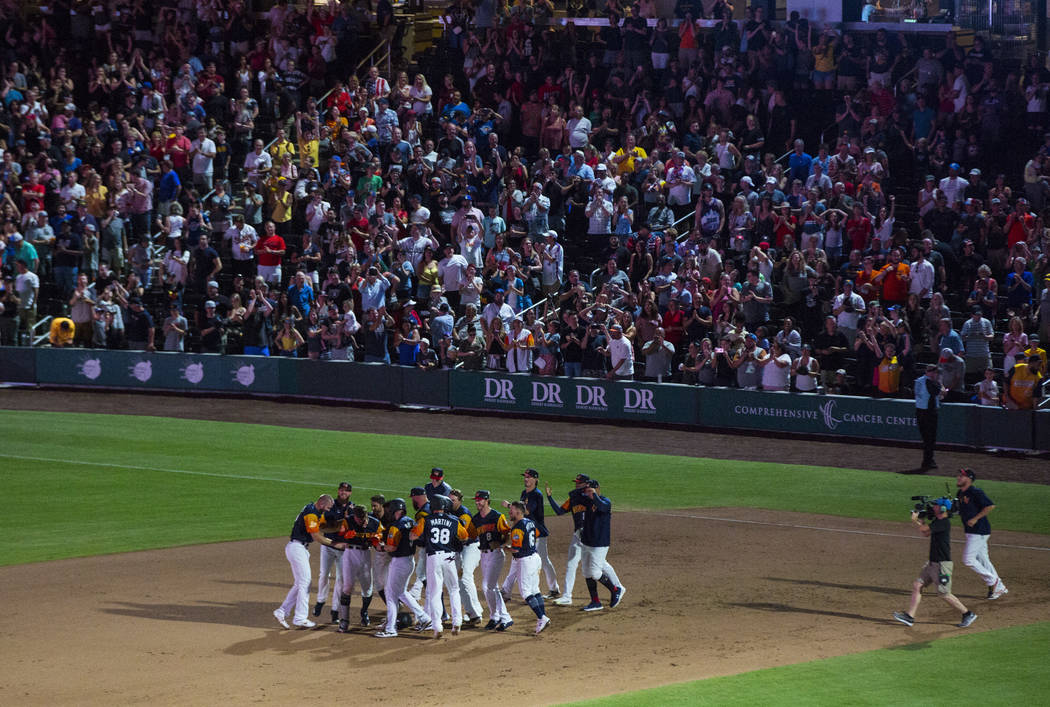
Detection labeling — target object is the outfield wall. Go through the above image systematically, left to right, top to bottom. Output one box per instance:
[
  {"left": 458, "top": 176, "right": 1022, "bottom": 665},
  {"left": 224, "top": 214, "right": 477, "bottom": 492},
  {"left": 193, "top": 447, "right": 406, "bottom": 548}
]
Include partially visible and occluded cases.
[{"left": 2, "top": 347, "right": 1046, "bottom": 452}]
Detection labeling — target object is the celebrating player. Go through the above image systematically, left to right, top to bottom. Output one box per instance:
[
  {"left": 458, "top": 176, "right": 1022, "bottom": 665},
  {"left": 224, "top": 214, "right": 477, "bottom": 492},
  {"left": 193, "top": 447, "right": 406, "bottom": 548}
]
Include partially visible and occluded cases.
[
  {"left": 956, "top": 469, "right": 1008, "bottom": 600},
  {"left": 546, "top": 473, "right": 592, "bottom": 606},
  {"left": 580, "top": 479, "right": 625, "bottom": 612},
  {"left": 314, "top": 482, "right": 351, "bottom": 623},
  {"left": 448, "top": 489, "right": 484, "bottom": 625},
  {"left": 473, "top": 490, "right": 513, "bottom": 631},
  {"left": 410, "top": 494, "right": 468, "bottom": 638},
  {"left": 274, "top": 495, "right": 346, "bottom": 630},
  {"left": 369, "top": 495, "right": 389, "bottom": 605},
  {"left": 375, "top": 499, "right": 430, "bottom": 638},
  {"left": 505, "top": 501, "right": 551, "bottom": 635},
  {"left": 335, "top": 505, "right": 383, "bottom": 632}
]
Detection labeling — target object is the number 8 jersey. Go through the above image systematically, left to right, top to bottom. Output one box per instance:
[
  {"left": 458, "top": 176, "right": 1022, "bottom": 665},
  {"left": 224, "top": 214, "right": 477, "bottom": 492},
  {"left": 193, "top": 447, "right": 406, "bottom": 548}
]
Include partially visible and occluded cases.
[{"left": 415, "top": 513, "right": 468, "bottom": 555}]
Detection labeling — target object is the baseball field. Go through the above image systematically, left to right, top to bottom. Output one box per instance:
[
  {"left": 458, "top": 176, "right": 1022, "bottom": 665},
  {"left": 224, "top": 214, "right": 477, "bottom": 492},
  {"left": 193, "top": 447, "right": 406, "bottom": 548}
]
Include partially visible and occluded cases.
[{"left": 1, "top": 388, "right": 1048, "bottom": 706}]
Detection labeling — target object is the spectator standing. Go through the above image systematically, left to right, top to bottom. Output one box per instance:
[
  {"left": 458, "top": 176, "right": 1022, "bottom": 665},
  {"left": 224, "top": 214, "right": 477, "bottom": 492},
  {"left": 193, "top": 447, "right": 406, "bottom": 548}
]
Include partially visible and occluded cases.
[{"left": 960, "top": 306, "right": 994, "bottom": 377}]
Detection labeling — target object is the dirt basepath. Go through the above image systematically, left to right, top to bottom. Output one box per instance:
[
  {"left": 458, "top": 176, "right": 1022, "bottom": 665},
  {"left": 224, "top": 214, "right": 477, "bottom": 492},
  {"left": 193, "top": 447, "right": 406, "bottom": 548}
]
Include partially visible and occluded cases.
[
  {"left": 2, "top": 388, "right": 1047, "bottom": 484},
  {"left": 1, "top": 510, "right": 1047, "bottom": 706}
]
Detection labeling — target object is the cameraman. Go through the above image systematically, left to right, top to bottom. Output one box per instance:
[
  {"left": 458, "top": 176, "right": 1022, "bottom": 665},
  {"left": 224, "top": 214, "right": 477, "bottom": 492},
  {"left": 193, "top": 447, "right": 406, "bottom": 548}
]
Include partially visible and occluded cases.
[{"left": 893, "top": 498, "right": 977, "bottom": 629}]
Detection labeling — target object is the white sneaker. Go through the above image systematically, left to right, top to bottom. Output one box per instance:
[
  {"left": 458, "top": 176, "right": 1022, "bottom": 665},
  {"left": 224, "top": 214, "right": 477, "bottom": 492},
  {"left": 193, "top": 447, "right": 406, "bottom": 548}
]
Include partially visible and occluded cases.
[
  {"left": 990, "top": 582, "right": 1009, "bottom": 600},
  {"left": 553, "top": 596, "right": 572, "bottom": 606},
  {"left": 273, "top": 609, "right": 290, "bottom": 629},
  {"left": 535, "top": 615, "right": 551, "bottom": 635},
  {"left": 293, "top": 619, "right": 317, "bottom": 629},
  {"left": 374, "top": 630, "right": 398, "bottom": 638}
]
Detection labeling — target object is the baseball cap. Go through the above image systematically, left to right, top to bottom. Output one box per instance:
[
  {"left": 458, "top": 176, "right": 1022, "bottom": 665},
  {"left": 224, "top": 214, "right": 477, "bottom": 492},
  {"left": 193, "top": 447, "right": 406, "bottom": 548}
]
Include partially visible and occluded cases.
[
  {"left": 949, "top": 162, "right": 961, "bottom": 171},
  {"left": 595, "top": 163, "right": 607, "bottom": 171},
  {"left": 970, "top": 168, "right": 981, "bottom": 176},
  {"left": 741, "top": 176, "right": 753, "bottom": 186},
  {"left": 766, "top": 176, "right": 777, "bottom": 185},
  {"left": 701, "top": 182, "right": 713, "bottom": 191},
  {"left": 462, "top": 194, "right": 472, "bottom": 201},
  {"left": 545, "top": 230, "right": 558, "bottom": 239},
  {"left": 9, "top": 233, "right": 22, "bottom": 242},
  {"left": 207, "top": 280, "right": 219, "bottom": 289},
  {"left": 204, "top": 300, "right": 217, "bottom": 308},
  {"left": 971, "top": 305, "right": 983, "bottom": 314},
  {"left": 609, "top": 323, "right": 623, "bottom": 331},
  {"left": 939, "top": 347, "right": 954, "bottom": 360},
  {"left": 835, "top": 368, "right": 847, "bottom": 376},
  {"left": 430, "top": 467, "right": 444, "bottom": 480},
  {"left": 960, "top": 468, "right": 976, "bottom": 481},
  {"left": 523, "top": 469, "right": 539, "bottom": 478},
  {"left": 574, "top": 473, "right": 591, "bottom": 483},
  {"left": 586, "top": 479, "right": 600, "bottom": 488},
  {"left": 338, "top": 481, "right": 352, "bottom": 490},
  {"left": 410, "top": 486, "right": 426, "bottom": 496},
  {"left": 474, "top": 490, "right": 491, "bottom": 500}
]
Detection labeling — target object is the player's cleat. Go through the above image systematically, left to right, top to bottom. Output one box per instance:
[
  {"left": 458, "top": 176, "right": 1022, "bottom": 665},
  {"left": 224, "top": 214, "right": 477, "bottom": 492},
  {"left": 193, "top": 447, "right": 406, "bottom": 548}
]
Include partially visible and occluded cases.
[
  {"left": 989, "top": 581, "right": 1009, "bottom": 600},
  {"left": 986, "top": 585, "right": 995, "bottom": 599},
  {"left": 610, "top": 586, "right": 626, "bottom": 608},
  {"left": 545, "top": 588, "right": 561, "bottom": 599},
  {"left": 553, "top": 596, "right": 572, "bottom": 606},
  {"left": 582, "top": 601, "right": 604, "bottom": 612},
  {"left": 312, "top": 602, "right": 324, "bottom": 617},
  {"left": 273, "top": 609, "right": 290, "bottom": 629},
  {"left": 330, "top": 610, "right": 339, "bottom": 624},
  {"left": 441, "top": 611, "right": 450, "bottom": 624},
  {"left": 892, "top": 611, "right": 914, "bottom": 627},
  {"left": 958, "top": 611, "right": 978, "bottom": 628},
  {"left": 360, "top": 613, "right": 371, "bottom": 627},
  {"left": 535, "top": 615, "right": 551, "bottom": 635},
  {"left": 464, "top": 616, "right": 482, "bottom": 627},
  {"left": 293, "top": 619, "right": 317, "bottom": 629},
  {"left": 414, "top": 619, "right": 432, "bottom": 632},
  {"left": 483, "top": 619, "right": 499, "bottom": 630},
  {"left": 336, "top": 620, "right": 350, "bottom": 633},
  {"left": 496, "top": 620, "right": 514, "bottom": 632},
  {"left": 451, "top": 625, "right": 461, "bottom": 635},
  {"left": 432, "top": 628, "right": 442, "bottom": 639},
  {"left": 374, "top": 630, "right": 398, "bottom": 638}
]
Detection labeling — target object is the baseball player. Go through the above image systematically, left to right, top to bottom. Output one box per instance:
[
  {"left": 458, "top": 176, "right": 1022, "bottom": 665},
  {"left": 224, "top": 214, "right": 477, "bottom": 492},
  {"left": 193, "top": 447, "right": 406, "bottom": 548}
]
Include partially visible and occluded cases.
[
  {"left": 425, "top": 467, "right": 453, "bottom": 501},
  {"left": 956, "top": 468, "right": 1008, "bottom": 599},
  {"left": 500, "top": 470, "right": 559, "bottom": 599},
  {"left": 546, "top": 473, "right": 592, "bottom": 606},
  {"left": 579, "top": 479, "right": 625, "bottom": 612},
  {"left": 314, "top": 481, "right": 352, "bottom": 623},
  {"left": 408, "top": 486, "right": 431, "bottom": 603},
  {"left": 448, "top": 489, "right": 484, "bottom": 624},
  {"left": 473, "top": 490, "right": 513, "bottom": 631},
  {"left": 274, "top": 494, "right": 347, "bottom": 629},
  {"left": 410, "top": 494, "right": 468, "bottom": 638},
  {"left": 369, "top": 495, "right": 390, "bottom": 605},
  {"left": 893, "top": 497, "right": 978, "bottom": 628},
  {"left": 375, "top": 498, "right": 431, "bottom": 638},
  {"left": 505, "top": 500, "right": 551, "bottom": 635},
  {"left": 335, "top": 505, "right": 383, "bottom": 633}
]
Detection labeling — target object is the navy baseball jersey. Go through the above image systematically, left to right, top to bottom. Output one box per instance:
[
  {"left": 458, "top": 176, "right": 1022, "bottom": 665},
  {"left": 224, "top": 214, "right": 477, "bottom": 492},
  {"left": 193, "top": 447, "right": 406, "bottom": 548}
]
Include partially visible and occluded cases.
[
  {"left": 425, "top": 481, "right": 452, "bottom": 501},
  {"left": 958, "top": 486, "right": 994, "bottom": 535},
  {"left": 521, "top": 488, "right": 549, "bottom": 537},
  {"left": 548, "top": 488, "right": 588, "bottom": 531},
  {"left": 581, "top": 494, "right": 611, "bottom": 548},
  {"left": 322, "top": 499, "right": 351, "bottom": 540},
  {"left": 290, "top": 503, "right": 323, "bottom": 545},
  {"left": 450, "top": 505, "right": 478, "bottom": 548},
  {"left": 472, "top": 509, "right": 511, "bottom": 551},
  {"left": 415, "top": 513, "right": 468, "bottom": 554},
  {"left": 342, "top": 514, "right": 383, "bottom": 549},
  {"left": 386, "top": 516, "right": 417, "bottom": 558},
  {"left": 509, "top": 517, "right": 538, "bottom": 558}
]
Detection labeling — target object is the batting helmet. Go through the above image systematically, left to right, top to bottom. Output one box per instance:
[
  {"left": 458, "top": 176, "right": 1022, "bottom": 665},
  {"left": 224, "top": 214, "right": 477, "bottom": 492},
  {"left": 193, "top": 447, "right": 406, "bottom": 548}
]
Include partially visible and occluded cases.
[
  {"left": 432, "top": 494, "right": 451, "bottom": 512},
  {"left": 387, "top": 498, "right": 407, "bottom": 514}
]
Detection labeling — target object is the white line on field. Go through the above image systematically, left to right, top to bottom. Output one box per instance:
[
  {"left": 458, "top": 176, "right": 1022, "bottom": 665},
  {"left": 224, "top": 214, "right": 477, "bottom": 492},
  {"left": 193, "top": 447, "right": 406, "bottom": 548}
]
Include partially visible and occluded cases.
[
  {"left": 0, "top": 453, "right": 395, "bottom": 493},
  {"left": 651, "top": 511, "right": 1050, "bottom": 553}
]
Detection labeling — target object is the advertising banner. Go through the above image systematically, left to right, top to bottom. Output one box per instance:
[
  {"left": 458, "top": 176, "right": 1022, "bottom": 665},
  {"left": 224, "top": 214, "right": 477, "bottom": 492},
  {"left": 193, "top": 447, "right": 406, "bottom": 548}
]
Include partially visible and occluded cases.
[
  {"left": 0, "top": 346, "right": 37, "bottom": 383},
  {"left": 449, "top": 370, "right": 699, "bottom": 425}
]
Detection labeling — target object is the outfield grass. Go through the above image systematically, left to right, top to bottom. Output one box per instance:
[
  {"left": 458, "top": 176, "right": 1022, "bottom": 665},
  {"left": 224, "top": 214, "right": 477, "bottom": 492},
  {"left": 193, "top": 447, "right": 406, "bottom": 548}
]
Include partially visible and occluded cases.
[
  {"left": 2, "top": 409, "right": 1048, "bottom": 566},
  {"left": 571, "top": 621, "right": 1050, "bottom": 706}
]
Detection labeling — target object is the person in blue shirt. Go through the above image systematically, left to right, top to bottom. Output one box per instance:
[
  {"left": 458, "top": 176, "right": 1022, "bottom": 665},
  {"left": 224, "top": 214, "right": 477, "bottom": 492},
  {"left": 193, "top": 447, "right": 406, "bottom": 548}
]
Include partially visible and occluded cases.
[
  {"left": 787, "top": 139, "right": 813, "bottom": 184},
  {"left": 287, "top": 270, "right": 314, "bottom": 316},
  {"left": 914, "top": 365, "right": 944, "bottom": 470},
  {"left": 956, "top": 468, "right": 1008, "bottom": 599},
  {"left": 579, "top": 479, "right": 625, "bottom": 612}
]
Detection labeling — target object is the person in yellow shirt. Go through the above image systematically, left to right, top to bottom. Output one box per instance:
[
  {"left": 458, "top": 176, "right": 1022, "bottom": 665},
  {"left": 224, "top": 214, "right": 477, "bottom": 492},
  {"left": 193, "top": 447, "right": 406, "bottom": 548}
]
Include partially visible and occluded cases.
[
  {"left": 295, "top": 112, "right": 319, "bottom": 171},
  {"left": 268, "top": 127, "right": 296, "bottom": 160},
  {"left": 611, "top": 133, "right": 647, "bottom": 176},
  {"left": 83, "top": 173, "right": 109, "bottom": 219},
  {"left": 269, "top": 178, "right": 294, "bottom": 236},
  {"left": 49, "top": 317, "right": 75, "bottom": 347},
  {"left": 874, "top": 340, "right": 902, "bottom": 396},
  {"left": 1022, "top": 343, "right": 1047, "bottom": 374},
  {"left": 1003, "top": 356, "right": 1045, "bottom": 409}
]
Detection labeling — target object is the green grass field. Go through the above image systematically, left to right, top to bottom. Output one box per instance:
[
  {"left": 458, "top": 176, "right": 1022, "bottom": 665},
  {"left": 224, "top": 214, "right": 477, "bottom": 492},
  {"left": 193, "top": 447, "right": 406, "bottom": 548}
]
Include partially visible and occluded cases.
[
  {"left": 2, "top": 408, "right": 1047, "bottom": 705},
  {"left": 2, "top": 409, "right": 1049, "bottom": 566}
]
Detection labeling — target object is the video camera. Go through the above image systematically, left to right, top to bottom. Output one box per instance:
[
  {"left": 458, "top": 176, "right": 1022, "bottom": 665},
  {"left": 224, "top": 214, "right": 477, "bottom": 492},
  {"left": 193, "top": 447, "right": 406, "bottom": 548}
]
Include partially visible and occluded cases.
[{"left": 911, "top": 494, "right": 956, "bottom": 520}]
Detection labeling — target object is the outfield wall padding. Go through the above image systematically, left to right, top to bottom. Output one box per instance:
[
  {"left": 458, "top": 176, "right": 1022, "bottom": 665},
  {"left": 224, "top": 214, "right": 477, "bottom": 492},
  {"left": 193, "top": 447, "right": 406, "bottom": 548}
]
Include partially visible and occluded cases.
[{"left": 2, "top": 347, "right": 1044, "bottom": 451}]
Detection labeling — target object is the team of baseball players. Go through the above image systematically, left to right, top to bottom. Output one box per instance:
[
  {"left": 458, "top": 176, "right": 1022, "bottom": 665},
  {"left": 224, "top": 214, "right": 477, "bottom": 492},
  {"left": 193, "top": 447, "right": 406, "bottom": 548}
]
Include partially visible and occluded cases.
[{"left": 276, "top": 467, "right": 625, "bottom": 637}]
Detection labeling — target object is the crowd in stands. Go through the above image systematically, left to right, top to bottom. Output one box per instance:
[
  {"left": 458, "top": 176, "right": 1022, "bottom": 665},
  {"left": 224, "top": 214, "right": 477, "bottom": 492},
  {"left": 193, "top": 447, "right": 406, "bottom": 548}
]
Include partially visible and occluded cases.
[{"left": 0, "top": 0, "right": 1047, "bottom": 409}]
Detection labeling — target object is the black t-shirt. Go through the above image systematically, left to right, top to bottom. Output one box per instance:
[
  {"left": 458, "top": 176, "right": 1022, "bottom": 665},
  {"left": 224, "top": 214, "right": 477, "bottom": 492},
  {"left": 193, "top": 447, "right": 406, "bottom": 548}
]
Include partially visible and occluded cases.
[
  {"left": 53, "top": 232, "right": 82, "bottom": 268},
  {"left": 193, "top": 247, "right": 220, "bottom": 282},
  {"left": 323, "top": 280, "right": 353, "bottom": 308},
  {"left": 125, "top": 308, "right": 154, "bottom": 341},
  {"left": 242, "top": 309, "right": 272, "bottom": 348},
  {"left": 201, "top": 315, "right": 224, "bottom": 351},
  {"left": 561, "top": 323, "right": 585, "bottom": 363},
  {"left": 813, "top": 330, "right": 849, "bottom": 370},
  {"left": 928, "top": 516, "right": 951, "bottom": 563}
]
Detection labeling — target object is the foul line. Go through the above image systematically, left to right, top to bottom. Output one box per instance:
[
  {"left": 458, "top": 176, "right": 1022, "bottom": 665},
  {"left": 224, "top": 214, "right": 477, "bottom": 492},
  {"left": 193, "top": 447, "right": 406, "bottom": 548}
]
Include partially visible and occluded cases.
[
  {"left": 0, "top": 453, "right": 394, "bottom": 494},
  {"left": 651, "top": 511, "right": 1050, "bottom": 553}
]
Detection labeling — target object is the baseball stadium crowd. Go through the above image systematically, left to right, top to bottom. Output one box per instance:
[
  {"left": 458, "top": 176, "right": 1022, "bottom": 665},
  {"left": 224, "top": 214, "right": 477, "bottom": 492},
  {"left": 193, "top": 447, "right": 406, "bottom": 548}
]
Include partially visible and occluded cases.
[{"left": 0, "top": 0, "right": 1047, "bottom": 407}]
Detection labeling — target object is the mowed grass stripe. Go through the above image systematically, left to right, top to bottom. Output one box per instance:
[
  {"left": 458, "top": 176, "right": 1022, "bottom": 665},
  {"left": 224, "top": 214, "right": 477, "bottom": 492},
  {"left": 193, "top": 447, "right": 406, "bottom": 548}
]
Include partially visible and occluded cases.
[
  {"left": 1, "top": 410, "right": 1048, "bottom": 566},
  {"left": 568, "top": 621, "right": 1050, "bottom": 706}
]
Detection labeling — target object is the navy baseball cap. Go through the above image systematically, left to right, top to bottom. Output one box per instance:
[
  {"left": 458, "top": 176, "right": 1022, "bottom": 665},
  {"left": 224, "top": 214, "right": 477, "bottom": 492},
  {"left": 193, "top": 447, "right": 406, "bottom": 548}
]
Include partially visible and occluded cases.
[
  {"left": 430, "top": 467, "right": 444, "bottom": 479},
  {"left": 960, "top": 468, "right": 976, "bottom": 481},
  {"left": 523, "top": 469, "right": 539, "bottom": 478},
  {"left": 574, "top": 473, "right": 590, "bottom": 483},
  {"left": 338, "top": 481, "right": 352, "bottom": 490},
  {"left": 410, "top": 486, "right": 426, "bottom": 496},
  {"left": 474, "top": 490, "right": 490, "bottom": 500}
]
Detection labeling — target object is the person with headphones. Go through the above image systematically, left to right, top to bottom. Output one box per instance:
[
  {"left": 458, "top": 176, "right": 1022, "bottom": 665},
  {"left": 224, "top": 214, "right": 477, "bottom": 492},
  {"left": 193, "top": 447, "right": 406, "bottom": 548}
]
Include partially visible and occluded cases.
[{"left": 893, "top": 497, "right": 978, "bottom": 629}]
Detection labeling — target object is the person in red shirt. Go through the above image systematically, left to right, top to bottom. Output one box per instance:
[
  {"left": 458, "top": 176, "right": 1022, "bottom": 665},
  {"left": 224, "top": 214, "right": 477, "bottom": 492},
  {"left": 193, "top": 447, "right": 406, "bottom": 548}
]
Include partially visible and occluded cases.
[
  {"left": 165, "top": 125, "right": 193, "bottom": 174},
  {"left": 20, "top": 171, "right": 46, "bottom": 212},
  {"left": 1004, "top": 198, "right": 1034, "bottom": 249},
  {"left": 845, "top": 203, "right": 873, "bottom": 252},
  {"left": 254, "top": 220, "right": 287, "bottom": 286},
  {"left": 874, "top": 247, "right": 910, "bottom": 308},
  {"left": 660, "top": 297, "right": 685, "bottom": 349}
]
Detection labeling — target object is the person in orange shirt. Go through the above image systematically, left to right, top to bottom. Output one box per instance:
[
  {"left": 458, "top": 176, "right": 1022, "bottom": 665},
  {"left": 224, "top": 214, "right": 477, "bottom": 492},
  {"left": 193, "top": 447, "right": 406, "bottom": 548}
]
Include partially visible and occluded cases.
[
  {"left": 874, "top": 247, "right": 910, "bottom": 308},
  {"left": 855, "top": 255, "right": 880, "bottom": 303},
  {"left": 873, "top": 339, "right": 903, "bottom": 397}
]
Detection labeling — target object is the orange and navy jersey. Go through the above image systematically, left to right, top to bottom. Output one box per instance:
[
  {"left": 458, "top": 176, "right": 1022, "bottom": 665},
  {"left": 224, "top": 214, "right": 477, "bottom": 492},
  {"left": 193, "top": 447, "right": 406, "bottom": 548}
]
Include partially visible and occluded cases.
[
  {"left": 548, "top": 489, "right": 588, "bottom": 531},
  {"left": 322, "top": 500, "right": 351, "bottom": 540},
  {"left": 413, "top": 502, "right": 431, "bottom": 547},
  {"left": 290, "top": 503, "right": 323, "bottom": 544},
  {"left": 450, "top": 505, "right": 478, "bottom": 547},
  {"left": 472, "top": 510, "right": 510, "bottom": 551},
  {"left": 413, "top": 513, "right": 468, "bottom": 554},
  {"left": 341, "top": 514, "right": 384, "bottom": 549},
  {"left": 385, "top": 516, "right": 417, "bottom": 557},
  {"left": 508, "top": 517, "right": 538, "bottom": 559}
]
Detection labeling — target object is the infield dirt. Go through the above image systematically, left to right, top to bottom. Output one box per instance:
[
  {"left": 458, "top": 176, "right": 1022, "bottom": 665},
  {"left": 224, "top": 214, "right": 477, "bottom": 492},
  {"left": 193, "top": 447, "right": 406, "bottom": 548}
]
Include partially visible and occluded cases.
[{"left": 1, "top": 390, "right": 1048, "bottom": 705}]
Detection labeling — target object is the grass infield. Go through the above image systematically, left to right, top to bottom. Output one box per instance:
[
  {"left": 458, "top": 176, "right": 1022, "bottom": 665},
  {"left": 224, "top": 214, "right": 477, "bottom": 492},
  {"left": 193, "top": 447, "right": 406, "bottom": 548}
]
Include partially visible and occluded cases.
[
  {"left": 1, "top": 409, "right": 1048, "bottom": 566},
  {"left": 570, "top": 621, "right": 1050, "bottom": 706}
]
